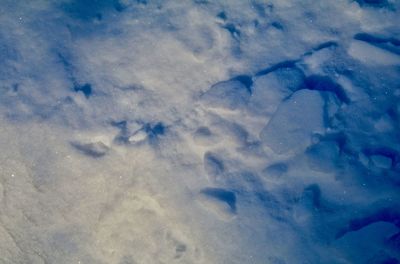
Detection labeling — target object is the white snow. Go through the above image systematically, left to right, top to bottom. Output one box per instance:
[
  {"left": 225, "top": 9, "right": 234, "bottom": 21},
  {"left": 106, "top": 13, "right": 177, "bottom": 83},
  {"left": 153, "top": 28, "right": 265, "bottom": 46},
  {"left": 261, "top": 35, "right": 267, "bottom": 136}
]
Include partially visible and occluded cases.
[{"left": 0, "top": 0, "right": 399, "bottom": 263}]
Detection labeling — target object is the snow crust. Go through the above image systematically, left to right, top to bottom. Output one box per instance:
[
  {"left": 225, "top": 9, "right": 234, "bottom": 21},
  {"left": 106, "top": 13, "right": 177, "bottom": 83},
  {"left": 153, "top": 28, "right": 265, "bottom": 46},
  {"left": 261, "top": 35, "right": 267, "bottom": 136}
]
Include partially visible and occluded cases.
[{"left": 0, "top": 0, "right": 399, "bottom": 263}]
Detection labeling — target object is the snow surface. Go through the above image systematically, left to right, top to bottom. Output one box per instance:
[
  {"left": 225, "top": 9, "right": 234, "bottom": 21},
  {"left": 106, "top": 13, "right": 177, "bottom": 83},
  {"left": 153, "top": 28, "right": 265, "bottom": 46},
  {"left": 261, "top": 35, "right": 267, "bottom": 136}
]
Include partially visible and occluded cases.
[{"left": 0, "top": 0, "right": 400, "bottom": 263}]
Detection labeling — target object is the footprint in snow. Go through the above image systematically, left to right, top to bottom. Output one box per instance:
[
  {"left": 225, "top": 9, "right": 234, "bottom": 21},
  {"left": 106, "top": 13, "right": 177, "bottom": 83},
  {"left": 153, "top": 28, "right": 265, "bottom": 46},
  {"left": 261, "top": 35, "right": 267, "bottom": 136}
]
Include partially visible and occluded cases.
[
  {"left": 70, "top": 141, "right": 110, "bottom": 158},
  {"left": 197, "top": 187, "right": 237, "bottom": 221}
]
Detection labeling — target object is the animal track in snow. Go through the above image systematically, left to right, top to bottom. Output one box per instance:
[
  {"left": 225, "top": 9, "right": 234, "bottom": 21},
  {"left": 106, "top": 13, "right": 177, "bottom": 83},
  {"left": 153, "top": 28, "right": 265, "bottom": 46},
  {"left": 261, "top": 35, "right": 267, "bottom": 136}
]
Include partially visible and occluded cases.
[
  {"left": 73, "top": 83, "right": 92, "bottom": 98},
  {"left": 192, "top": 127, "right": 219, "bottom": 146},
  {"left": 70, "top": 140, "right": 109, "bottom": 158},
  {"left": 203, "top": 151, "right": 224, "bottom": 183},
  {"left": 198, "top": 187, "right": 237, "bottom": 221}
]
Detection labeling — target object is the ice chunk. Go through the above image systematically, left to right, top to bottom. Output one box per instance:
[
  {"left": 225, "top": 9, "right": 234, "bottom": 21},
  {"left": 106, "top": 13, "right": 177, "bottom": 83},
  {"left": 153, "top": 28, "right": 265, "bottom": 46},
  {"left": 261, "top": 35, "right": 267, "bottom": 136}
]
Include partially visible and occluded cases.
[
  {"left": 348, "top": 40, "right": 400, "bottom": 66},
  {"left": 249, "top": 69, "right": 297, "bottom": 115},
  {"left": 201, "top": 79, "right": 251, "bottom": 110},
  {"left": 260, "top": 90, "right": 325, "bottom": 154},
  {"left": 128, "top": 130, "right": 148, "bottom": 143}
]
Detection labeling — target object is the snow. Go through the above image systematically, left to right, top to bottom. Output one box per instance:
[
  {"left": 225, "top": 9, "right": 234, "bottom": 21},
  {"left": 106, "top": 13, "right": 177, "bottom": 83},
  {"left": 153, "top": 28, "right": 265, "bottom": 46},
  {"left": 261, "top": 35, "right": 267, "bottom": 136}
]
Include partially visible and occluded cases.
[
  {"left": 0, "top": 0, "right": 400, "bottom": 263},
  {"left": 260, "top": 89, "right": 325, "bottom": 154}
]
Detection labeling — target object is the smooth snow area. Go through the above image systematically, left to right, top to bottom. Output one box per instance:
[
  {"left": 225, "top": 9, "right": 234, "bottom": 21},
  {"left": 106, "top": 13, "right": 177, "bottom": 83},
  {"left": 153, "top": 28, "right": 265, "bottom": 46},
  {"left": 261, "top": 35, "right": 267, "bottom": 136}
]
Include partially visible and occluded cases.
[{"left": 0, "top": 0, "right": 400, "bottom": 263}]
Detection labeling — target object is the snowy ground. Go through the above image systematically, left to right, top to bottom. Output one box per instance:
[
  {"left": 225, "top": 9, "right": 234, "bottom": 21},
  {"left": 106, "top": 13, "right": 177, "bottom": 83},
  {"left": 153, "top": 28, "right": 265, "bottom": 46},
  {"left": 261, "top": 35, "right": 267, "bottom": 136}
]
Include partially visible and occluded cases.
[{"left": 0, "top": 0, "right": 400, "bottom": 263}]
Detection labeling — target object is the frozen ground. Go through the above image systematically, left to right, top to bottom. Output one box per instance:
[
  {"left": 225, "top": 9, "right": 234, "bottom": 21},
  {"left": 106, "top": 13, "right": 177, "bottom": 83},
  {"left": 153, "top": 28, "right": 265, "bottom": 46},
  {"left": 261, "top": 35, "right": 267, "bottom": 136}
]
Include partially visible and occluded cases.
[{"left": 0, "top": 0, "right": 400, "bottom": 263}]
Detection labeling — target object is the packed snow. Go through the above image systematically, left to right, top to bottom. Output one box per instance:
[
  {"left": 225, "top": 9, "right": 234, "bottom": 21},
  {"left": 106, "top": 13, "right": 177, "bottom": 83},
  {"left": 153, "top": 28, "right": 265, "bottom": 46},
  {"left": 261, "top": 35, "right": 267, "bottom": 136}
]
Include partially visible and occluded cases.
[{"left": 0, "top": 0, "right": 399, "bottom": 263}]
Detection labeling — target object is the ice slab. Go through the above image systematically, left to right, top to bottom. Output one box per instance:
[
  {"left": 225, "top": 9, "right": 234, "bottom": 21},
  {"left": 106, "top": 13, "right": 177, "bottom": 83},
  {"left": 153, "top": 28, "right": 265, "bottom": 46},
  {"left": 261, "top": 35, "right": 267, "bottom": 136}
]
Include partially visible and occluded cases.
[{"left": 260, "top": 89, "right": 325, "bottom": 154}]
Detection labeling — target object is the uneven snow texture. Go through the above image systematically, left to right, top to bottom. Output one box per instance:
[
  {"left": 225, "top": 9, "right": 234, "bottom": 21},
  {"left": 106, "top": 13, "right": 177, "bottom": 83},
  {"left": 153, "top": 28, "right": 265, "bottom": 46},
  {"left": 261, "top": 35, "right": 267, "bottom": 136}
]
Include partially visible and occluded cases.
[{"left": 0, "top": 0, "right": 400, "bottom": 263}]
